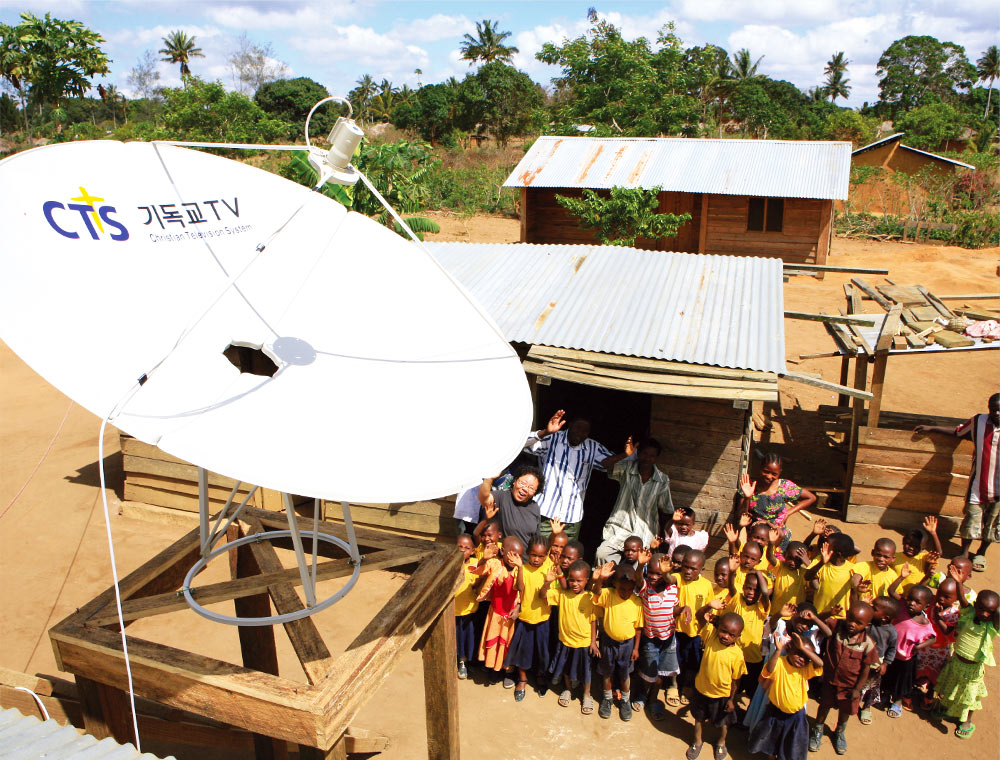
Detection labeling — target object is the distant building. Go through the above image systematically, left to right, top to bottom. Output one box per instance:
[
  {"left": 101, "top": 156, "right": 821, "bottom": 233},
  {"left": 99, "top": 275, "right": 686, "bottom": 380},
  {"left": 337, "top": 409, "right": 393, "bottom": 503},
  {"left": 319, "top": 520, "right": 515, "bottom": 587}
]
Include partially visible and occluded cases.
[{"left": 503, "top": 136, "right": 852, "bottom": 266}]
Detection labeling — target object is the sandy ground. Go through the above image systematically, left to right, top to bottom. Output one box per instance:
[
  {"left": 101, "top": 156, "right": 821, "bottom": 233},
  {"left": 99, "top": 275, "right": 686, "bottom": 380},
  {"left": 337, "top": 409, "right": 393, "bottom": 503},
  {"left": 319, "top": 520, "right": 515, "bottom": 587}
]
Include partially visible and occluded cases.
[{"left": 1, "top": 224, "right": 997, "bottom": 759}]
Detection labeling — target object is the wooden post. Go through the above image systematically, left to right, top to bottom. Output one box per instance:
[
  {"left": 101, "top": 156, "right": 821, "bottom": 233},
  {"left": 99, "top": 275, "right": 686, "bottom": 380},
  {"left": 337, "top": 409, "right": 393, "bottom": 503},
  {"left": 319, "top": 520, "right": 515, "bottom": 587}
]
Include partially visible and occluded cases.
[
  {"left": 519, "top": 187, "right": 528, "bottom": 243},
  {"left": 698, "top": 194, "right": 708, "bottom": 253},
  {"left": 868, "top": 352, "right": 889, "bottom": 428},
  {"left": 838, "top": 354, "right": 851, "bottom": 407},
  {"left": 843, "top": 356, "right": 869, "bottom": 514},
  {"left": 228, "top": 524, "right": 286, "bottom": 760},
  {"left": 421, "top": 600, "right": 459, "bottom": 760},
  {"left": 75, "top": 675, "right": 132, "bottom": 745},
  {"left": 299, "top": 738, "right": 347, "bottom": 760}
]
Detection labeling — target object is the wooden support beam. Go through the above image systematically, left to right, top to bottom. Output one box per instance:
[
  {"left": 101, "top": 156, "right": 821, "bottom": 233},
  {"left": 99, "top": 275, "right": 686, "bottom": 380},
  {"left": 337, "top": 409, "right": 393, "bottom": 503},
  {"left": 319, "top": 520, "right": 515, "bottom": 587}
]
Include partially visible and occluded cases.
[
  {"left": 782, "top": 263, "right": 889, "bottom": 274},
  {"left": 850, "top": 278, "right": 893, "bottom": 310},
  {"left": 845, "top": 283, "right": 862, "bottom": 315},
  {"left": 916, "top": 286, "right": 955, "bottom": 319},
  {"left": 936, "top": 293, "right": 1000, "bottom": 300},
  {"left": 784, "top": 311, "right": 877, "bottom": 325},
  {"left": 798, "top": 351, "right": 843, "bottom": 360},
  {"left": 838, "top": 354, "right": 851, "bottom": 407},
  {"left": 843, "top": 356, "right": 869, "bottom": 513},
  {"left": 779, "top": 371, "right": 873, "bottom": 400},
  {"left": 89, "top": 547, "right": 430, "bottom": 627},
  {"left": 421, "top": 601, "right": 460, "bottom": 760},
  {"left": 75, "top": 676, "right": 132, "bottom": 746},
  {"left": 299, "top": 737, "right": 347, "bottom": 760}
]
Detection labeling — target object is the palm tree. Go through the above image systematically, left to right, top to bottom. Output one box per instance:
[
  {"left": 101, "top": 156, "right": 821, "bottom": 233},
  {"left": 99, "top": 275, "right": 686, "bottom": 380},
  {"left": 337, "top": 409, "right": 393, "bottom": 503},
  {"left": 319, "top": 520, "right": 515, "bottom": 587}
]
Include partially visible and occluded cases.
[
  {"left": 460, "top": 20, "right": 518, "bottom": 65},
  {"left": 159, "top": 30, "right": 203, "bottom": 79},
  {"left": 977, "top": 45, "right": 1000, "bottom": 118},
  {"left": 730, "top": 48, "right": 763, "bottom": 81},
  {"left": 825, "top": 51, "right": 849, "bottom": 77},
  {"left": 825, "top": 69, "right": 851, "bottom": 103},
  {"left": 352, "top": 73, "right": 376, "bottom": 124},
  {"left": 806, "top": 85, "right": 827, "bottom": 103}
]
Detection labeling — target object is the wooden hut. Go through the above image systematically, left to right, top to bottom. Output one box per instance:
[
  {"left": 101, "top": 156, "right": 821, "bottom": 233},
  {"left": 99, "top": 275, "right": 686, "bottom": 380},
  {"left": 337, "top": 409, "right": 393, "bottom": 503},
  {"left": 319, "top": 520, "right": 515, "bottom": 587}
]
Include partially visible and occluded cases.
[
  {"left": 847, "top": 133, "right": 973, "bottom": 215},
  {"left": 503, "top": 137, "right": 852, "bottom": 267},
  {"left": 119, "top": 244, "right": 787, "bottom": 543}
]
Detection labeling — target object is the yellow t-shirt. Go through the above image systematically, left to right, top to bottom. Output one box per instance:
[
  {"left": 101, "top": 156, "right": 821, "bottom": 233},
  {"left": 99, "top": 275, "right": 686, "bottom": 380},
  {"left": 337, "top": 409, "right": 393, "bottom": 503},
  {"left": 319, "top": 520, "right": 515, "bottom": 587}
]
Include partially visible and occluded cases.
[
  {"left": 893, "top": 550, "right": 928, "bottom": 594},
  {"left": 454, "top": 558, "right": 480, "bottom": 616},
  {"left": 856, "top": 561, "right": 899, "bottom": 602},
  {"left": 813, "top": 562, "right": 855, "bottom": 619},
  {"left": 519, "top": 563, "right": 553, "bottom": 624},
  {"left": 769, "top": 563, "right": 806, "bottom": 617},
  {"left": 673, "top": 574, "right": 714, "bottom": 637},
  {"left": 711, "top": 582, "right": 731, "bottom": 605},
  {"left": 546, "top": 586, "right": 597, "bottom": 648},
  {"left": 595, "top": 587, "right": 644, "bottom": 642},
  {"left": 725, "top": 594, "right": 769, "bottom": 663},
  {"left": 695, "top": 627, "right": 747, "bottom": 698},
  {"left": 766, "top": 656, "right": 822, "bottom": 714}
]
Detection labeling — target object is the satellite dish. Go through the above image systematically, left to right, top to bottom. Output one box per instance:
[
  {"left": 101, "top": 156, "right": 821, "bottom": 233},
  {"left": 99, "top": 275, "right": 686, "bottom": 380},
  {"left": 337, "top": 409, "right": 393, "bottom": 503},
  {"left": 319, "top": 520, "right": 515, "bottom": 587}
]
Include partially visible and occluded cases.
[
  {"left": 0, "top": 137, "right": 532, "bottom": 627},
  {"left": 0, "top": 139, "right": 531, "bottom": 503}
]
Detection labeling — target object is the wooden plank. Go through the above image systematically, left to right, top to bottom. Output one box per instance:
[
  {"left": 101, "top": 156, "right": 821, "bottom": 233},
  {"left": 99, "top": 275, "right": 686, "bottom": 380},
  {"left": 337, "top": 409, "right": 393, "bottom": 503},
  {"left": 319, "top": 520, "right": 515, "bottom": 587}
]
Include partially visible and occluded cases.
[
  {"left": 783, "top": 263, "right": 888, "bottom": 274},
  {"left": 851, "top": 278, "right": 893, "bottom": 310},
  {"left": 877, "top": 284, "right": 926, "bottom": 306},
  {"left": 917, "top": 286, "right": 955, "bottom": 319},
  {"left": 936, "top": 293, "right": 1000, "bottom": 300},
  {"left": 875, "top": 304, "right": 902, "bottom": 352},
  {"left": 910, "top": 305, "right": 940, "bottom": 322},
  {"left": 953, "top": 307, "right": 1000, "bottom": 321},
  {"left": 785, "top": 312, "right": 877, "bottom": 325},
  {"left": 844, "top": 321, "right": 874, "bottom": 355},
  {"left": 933, "top": 330, "right": 975, "bottom": 348},
  {"left": 527, "top": 345, "right": 775, "bottom": 381},
  {"left": 843, "top": 355, "right": 869, "bottom": 510},
  {"left": 531, "top": 356, "right": 778, "bottom": 390},
  {"left": 522, "top": 361, "right": 777, "bottom": 401},
  {"left": 780, "top": 371, "right": 873, "bottom": 400},
  {"left": 649, "top": 396, "right": 749, "bottom": 421},
  {"left": 647, "top": 409, "right": 745, "bottom": 433},
  {"left": 649, "top": 423, "right": 741, "bottom": 447},
  {"left": 858, "top": 427, "right": 974, "bottom": 455},
  {"left": 659, "top": 437, "right": 745, "bottom": 462},
  {"left": 856, "top": 447, "right": 971, "bottom": 471},
  {"left": 854, "top": 464, "right": 969, "bottom": 495},
  {"left": 126, "top": 473, "right": 256, "bottom": 499},
  {"left": 666, "top": 478, "right": 741, "bottom": 500},
  {"left": 848, "top": 486, "right": 966, "bottom": 514},
  {"left": 845, "top": 504, "right": 963, "bottom": 529},
  {"left": 332, "top": 505, "right": 454, "bottom": 535},
  {"left": 88, "top": 548, "right": 430, "bottom": 627},
  {"left": 315, "top": 548, "right": 463, "bottom": 747},
  {"left": 421, "top": 601, "right": 460, "bottom": 760},
  {"left": 300, "top": 738, "right": 347, "bottom": 760}
]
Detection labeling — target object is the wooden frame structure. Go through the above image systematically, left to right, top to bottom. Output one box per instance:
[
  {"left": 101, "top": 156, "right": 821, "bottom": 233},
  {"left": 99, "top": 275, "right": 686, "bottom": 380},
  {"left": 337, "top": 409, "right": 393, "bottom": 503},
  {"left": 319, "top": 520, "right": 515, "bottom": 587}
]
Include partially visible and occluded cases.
[{"left": 48, "top": 506, "right": 463, "bottom": 759}]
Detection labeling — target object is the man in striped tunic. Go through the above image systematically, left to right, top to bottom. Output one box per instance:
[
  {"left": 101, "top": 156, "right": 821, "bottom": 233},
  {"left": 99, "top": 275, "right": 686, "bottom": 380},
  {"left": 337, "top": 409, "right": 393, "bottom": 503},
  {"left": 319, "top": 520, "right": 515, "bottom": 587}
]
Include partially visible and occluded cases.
[
  {"left": 915, "top": 392, "right": 1000, "bottom": 572},
  {"left": 526, "top": 409, "right": 630, "bottom": 543}
]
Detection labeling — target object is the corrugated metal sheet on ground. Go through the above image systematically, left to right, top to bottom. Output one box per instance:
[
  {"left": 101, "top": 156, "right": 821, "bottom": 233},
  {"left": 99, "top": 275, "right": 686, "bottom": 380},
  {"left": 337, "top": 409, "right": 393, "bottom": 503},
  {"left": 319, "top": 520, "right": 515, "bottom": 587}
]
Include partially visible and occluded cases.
[
  {"left": 503, "top": 136, "right": 851, "bottom": 200},
  {"left": 425, "top": 242, "right": 786, "bottom": 374},
  {"left": 0, "top": 707, "right": 173, "bottom": 759}
]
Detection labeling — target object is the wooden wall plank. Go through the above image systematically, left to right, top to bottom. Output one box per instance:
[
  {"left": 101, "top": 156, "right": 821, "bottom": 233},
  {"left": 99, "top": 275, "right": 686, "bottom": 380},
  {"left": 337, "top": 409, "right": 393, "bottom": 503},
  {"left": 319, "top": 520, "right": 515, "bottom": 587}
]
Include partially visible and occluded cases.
[{"left": 849, "top": 486, "right": 966, "bottom": 514}]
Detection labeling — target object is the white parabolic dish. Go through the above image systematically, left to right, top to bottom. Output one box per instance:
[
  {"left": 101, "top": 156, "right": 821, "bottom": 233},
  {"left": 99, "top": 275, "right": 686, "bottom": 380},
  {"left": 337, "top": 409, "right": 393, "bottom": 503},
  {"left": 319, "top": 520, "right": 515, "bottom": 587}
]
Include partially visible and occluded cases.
[{"left": 0, "top": 140, "right": 532, "bottom": 503}]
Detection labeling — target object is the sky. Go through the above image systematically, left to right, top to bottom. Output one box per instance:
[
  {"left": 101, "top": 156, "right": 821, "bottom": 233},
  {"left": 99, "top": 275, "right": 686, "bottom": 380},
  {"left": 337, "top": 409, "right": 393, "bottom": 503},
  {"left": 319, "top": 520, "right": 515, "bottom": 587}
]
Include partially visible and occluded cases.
[{"left": 3, "top": 0, "right": 998, "bottom": 111}]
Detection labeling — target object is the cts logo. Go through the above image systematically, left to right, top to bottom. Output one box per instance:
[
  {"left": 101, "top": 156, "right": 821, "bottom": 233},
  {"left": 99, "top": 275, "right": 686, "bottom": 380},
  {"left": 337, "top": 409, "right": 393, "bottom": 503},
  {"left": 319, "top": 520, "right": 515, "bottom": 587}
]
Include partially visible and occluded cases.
[{"left": 42, "top": 187, "right": 129, "bottom": 241}]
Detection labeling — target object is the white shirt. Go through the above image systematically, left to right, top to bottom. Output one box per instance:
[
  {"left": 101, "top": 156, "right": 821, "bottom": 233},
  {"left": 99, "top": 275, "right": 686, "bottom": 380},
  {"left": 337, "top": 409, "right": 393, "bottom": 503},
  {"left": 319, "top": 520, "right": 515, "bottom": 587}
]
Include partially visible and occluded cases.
[{"left": 526, "top": 430, "right": 613, "bottom": 523}]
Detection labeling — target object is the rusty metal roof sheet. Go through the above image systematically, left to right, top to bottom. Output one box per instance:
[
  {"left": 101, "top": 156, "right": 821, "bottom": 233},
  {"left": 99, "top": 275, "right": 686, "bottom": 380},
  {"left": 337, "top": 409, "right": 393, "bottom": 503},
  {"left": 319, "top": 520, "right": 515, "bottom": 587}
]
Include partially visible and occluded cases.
[
  {"left": 503, "top": 136, "right": 852, "bottom": 200},
  {"left": 426, "top": 242, "right": 786, "bottom": 374},
  {"left": 0, "top": 707, "right": 174, "bottom": 759}
]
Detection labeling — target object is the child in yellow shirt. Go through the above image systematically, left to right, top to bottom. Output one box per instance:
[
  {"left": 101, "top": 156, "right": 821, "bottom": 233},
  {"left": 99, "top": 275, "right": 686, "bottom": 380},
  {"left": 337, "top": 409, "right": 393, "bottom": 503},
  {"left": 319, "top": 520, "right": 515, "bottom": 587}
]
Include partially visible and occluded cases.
[
  {"left": 892, "top": 516, "right": 942, "bottom": 594},
  {"left": 767, "top": 531, "right": 809, "bottom": 618},
  {"left": 806, "top": 533, "right": 861, "bottom": 619},
  {"left": 454, "top": 534, "right": 481, "bottom": 680},
  {"left": 505, "top": 535, "right": 553, "bottom": 701},
  {"left": 855, "top": 538, "right": 899, "bottom": 603},
  {"left": 673, "top": 549, "right": 715, "bottom": 702},
  {"left": 546, "top": 559, "right": 599, "bottom": 715},
  {"left": 592, "top": 562, "right": 644, "bottom": 721},
  {"left": 722, "top": 563, "right": 771, "bottom": 698},
  {"left": 688, "top": 612, "right": 747, "bottom": 760},
  {"left": 748, "top": 632, "right": 824, "bottom": 760}
]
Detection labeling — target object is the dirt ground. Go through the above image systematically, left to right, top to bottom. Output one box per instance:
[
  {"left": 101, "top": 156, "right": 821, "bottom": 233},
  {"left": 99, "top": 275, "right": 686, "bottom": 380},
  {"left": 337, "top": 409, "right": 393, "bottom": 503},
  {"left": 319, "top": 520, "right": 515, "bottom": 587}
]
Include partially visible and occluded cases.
[{"left": 1, "top": 224, "right": 997, "bottom": 759}]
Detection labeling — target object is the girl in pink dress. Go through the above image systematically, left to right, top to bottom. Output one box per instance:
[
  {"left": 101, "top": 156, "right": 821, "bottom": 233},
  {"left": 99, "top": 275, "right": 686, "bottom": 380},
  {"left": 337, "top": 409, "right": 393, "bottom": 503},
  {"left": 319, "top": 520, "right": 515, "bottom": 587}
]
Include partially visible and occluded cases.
[{"left": 884, "top": 584, "right": 937, "bottom": 717}]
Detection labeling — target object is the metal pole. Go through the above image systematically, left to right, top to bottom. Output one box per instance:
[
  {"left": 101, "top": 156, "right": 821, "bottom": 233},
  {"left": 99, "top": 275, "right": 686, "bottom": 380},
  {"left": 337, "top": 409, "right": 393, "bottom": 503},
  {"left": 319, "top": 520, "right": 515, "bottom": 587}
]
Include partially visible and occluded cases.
[
  {"left": 198, "top": 467, "right": 209, "bottom": 557},
  {"left": 283, "top": 493, "right": 317, "bottom": 607},
  {"left": 311, "top": 498, "right": 319, "bottom": 592},
  {"left": 341, "top": 500, "right": 361, "bottom": 564}
]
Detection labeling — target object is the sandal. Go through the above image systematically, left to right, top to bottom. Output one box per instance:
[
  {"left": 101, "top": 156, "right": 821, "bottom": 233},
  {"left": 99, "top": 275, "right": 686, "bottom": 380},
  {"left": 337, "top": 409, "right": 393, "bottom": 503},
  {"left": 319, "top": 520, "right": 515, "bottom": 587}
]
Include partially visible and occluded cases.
[
  {"left": 971, "top": 555, "right": 986, "bottom": 573},
  {"left": 514, "top": 681, "right": 527, "bottom": 702},
  {"left": 666, "top": 686, "right": 681, "bottom": 707},
  {"left": 680, "top": 688, "right": 691, "bottom": 705},
  {"left": 558, "top": 689, "right": 571, "bottom": 707},
  {"left": 581, "top": 695, "right": 595, "bottom": 715},
  {"left": 630, "top": 695, "right": 646, "bottom": 711},
  {"left": 650, "top": 700, "right": 668, "bottom": 721},
  {"left": 887, "top": 702, "right": 902, "bottom": 719},
  {"left": 858, "top": 707, "right": 872, "bottom": 725},
  {"left": 955, "top": 724, "right": 975, "bottom": 739},
  {"left": 685, "top": 743, "right": 703, "bottom": 760},
  {"left": 714, "top": 744, "right": 728, "bottom": 760}
]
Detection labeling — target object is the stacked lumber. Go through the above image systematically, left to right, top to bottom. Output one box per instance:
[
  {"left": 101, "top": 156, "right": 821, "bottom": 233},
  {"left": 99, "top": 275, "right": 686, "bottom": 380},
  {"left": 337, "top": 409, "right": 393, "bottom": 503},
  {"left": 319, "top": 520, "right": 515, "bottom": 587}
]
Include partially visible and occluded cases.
[{"left": 846, "top": 426, "right": 972, "bottom": 525}]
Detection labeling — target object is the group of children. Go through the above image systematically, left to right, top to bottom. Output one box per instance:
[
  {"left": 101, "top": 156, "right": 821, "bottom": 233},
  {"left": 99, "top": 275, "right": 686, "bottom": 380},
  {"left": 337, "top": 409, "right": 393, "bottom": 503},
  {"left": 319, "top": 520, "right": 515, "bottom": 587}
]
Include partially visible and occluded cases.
[{"left": 453, "top": 508, "right": 998, "bottom": 760}]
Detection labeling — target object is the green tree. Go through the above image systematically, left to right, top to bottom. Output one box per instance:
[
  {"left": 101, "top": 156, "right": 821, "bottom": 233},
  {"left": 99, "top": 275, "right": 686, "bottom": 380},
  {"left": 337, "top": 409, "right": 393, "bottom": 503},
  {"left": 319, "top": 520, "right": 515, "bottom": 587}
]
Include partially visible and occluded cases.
[
  {"left": 0, "top": 12, "right": 110, "bottom": 132},
  {"left": 460, "top": 20, "right": 519, "bottom": 65},
  {"left": 159, "top": 30, "right": 204, "bottom": 79},
  {"left": 876, "top": 35, "right": 975, "bottom": 116},
  {"left": 684, "top": 44, "right": 732, "bottom": 130},
  {"left": 976, "top": 45, "right": 999, "bottom": 117},
  {"left": 730, "top": 48, "right": 764, "bottom": 81},
  {"left": 825, "top": 52, "right": 849, "bottom": 77},
  {"left": 459, "top": 62, "right": 543, "bottom": 145},
  {"left": 825, "top": 69, "right": 851, "bottom": 102},
  {"left": 350, "top": 74, "right": 376, "bottom": 124},
  {"left": 254, "top": 76, "right": 331, "bottom": 140},
  {"left": 159, "top": 78, "right": 290, "bottom": 144},
  {"left": 368, "top": 79, "right": 399, "bottom": 122},
  {"left": 391, "top": 82, "right": 461, "bottom": 144},
  {"left": 0, "top": 92, "right": 19, "bottom": 133},
  {"left": 896, "top": 102, "right": 966, "bottom": 149},
  {"left": 822, "top": 108, "right": 878, "bottom": 146},
  {"left": 555, "top": 186, "right": 691, "bottom": 247}
]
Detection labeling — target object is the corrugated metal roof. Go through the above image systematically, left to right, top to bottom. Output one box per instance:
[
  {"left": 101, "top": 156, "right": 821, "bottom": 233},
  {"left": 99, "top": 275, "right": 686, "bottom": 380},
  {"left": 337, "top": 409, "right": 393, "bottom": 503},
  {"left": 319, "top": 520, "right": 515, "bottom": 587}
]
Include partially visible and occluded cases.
[
  {"left": 852, "top": 133, "right": 904, "bottom": 155},
  {"left": 503, "top": 136, "right": 852, "bottom": 200},
  {"left": 426, "top": 242, "right": 786, "bottom": 374},
  {"left": 0, "top": 708, "right": 173, "bottom": 760}
]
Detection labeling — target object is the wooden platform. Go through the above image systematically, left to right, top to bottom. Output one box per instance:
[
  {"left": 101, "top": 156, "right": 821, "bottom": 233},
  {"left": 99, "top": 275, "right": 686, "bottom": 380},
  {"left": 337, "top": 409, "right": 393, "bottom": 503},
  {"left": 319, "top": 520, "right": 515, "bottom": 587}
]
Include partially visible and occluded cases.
[{"left": 48, "top": 506, "right": 464, "bottom": 758}]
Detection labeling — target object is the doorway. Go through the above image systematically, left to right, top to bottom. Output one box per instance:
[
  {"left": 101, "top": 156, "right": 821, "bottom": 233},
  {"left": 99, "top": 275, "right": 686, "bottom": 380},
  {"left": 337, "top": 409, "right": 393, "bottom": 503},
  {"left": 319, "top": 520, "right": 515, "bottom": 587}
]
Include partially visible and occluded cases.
[{"left": 534, "top": 378, "right": 651, "bottom": 561}]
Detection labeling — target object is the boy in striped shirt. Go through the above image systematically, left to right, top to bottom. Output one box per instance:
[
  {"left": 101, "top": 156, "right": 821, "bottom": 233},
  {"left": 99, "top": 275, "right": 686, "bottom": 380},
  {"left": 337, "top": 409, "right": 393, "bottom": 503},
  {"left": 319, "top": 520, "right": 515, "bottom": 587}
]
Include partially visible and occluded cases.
[{"left": 632, "top": 549, "right": 687, "bottom": 718}]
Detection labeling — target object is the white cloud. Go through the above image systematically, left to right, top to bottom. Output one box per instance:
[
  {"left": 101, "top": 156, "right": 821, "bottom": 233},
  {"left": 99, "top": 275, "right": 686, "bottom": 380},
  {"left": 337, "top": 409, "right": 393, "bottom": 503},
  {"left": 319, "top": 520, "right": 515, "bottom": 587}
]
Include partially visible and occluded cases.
[
  {"left": 673, "top": 0, "right": 843, "bottom": 25},
  {"left": 203, "top": 2, "right": 361, "bottom": 29},
  {"left": 390, "top": 14, "right": 475, "bottom": 43}
]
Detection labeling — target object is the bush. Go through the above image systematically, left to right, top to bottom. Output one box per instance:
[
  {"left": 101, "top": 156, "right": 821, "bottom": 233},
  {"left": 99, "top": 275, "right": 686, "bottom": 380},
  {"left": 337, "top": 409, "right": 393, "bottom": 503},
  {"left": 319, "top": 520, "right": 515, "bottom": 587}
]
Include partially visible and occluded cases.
[
  {"left": 424, "top": 165, "right": 518, "bottom": 216},
  {"left": 835, "top": 210, "right": 999, "bottom": 248},
  {"left": 945, "top": 210, "right": 1000, "bottom": 248}
]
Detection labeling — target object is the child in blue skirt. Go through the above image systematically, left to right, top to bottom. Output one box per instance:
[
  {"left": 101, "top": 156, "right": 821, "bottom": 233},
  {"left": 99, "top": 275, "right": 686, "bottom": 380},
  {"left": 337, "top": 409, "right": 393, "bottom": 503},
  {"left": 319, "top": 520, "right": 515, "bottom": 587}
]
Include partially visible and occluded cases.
[
  {"left": 454, "top": 534, "right": 481, "bottom": 679},
  {"left": 505, "top": 535, "right": 553, "bottom": 700},
  {"left": 547, "top": 559, "right": 598, "bottom": 714},
  {"left": 592, "top": 561, "right": 644, "bottom": 721}
]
